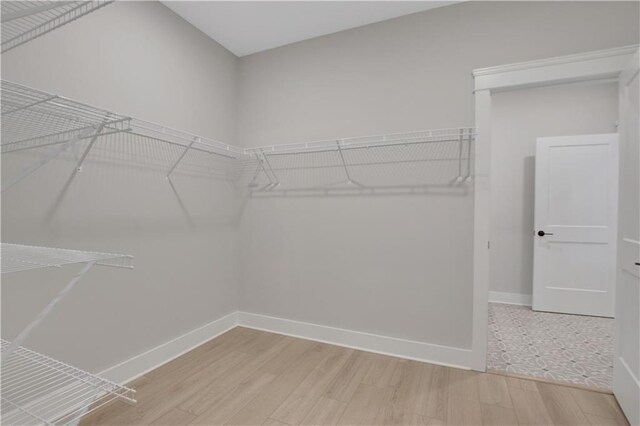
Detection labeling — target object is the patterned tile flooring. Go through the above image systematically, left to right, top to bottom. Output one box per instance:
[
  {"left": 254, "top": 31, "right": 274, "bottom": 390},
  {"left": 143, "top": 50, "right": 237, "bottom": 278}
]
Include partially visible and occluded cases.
[{"left": 487, "top": 302, "right": 614, "bottom": 389}]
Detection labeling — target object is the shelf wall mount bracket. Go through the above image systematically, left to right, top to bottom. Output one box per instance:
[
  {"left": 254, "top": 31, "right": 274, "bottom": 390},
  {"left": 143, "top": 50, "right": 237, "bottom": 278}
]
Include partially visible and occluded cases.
[{"left": 166, "top": 136, "right": 199, "bottom": 178}]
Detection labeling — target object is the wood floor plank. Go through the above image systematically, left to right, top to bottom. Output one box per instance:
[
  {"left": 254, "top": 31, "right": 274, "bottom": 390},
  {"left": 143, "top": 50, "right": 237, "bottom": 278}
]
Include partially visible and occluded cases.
[
  {"left": 82, "top": 328, "right": 626, "bottom": 426},
  {"left": 236, "top": 329, "right": 288, "bottom": 355},
  {"left": 179, "top": 336, "right": 296, "bottom": 415},
  {"left": 256, "top": 337, "right": 317, "bottom": 375},
  {"left": 270, "top": 346, "right": 352, "bottom": 425},
  {"left": 225, "top": 348, "right": 327, "bottom": 425},
  {"left": 109, "top": 350, "right": 254, "bottom": 425},
  {"left": 322, "top": 350, "right": 375, "bottom": 403},
  {"left": 362, "top": 353, "right": 399, "bottom": 388},
  {"left": 391, "top": 359, "right": 424, "bottom": 412},
  {"left": 419, "top": 364, "right": 450, "bottom": 421},
  {"left": 447, "top": 368, "right": 482, "bottom": 426},
  {"left": 189, "top": 372, "right": 277, "bottom": 425},
  {"left": 478, "top": 373, "right": 513, "bottom": 408},
  {"left": 504, "top": 375, "right": 539, "bottom": 392},
  {"left": 536, "top": 382, "right": 590, "bottom": 426},
  {"left": 337, "top": 383, "right": 393, "bottom": 425},
  {"left": 374, "top": 387, "right": 428, "bottom": 426},
  {"left": 509, "top": 387, "right": 553, "bottom": 426},
  {"left": 569, "top": 388, "right": 628, "bottom": 425},
  {"left": 300, "top": 397, "right": 348, "bottom": 425},
  {"left": 480, "top": 403, "right": 519, "bottom": 426},
  {"left": 149, "top": 407, "right": 196, "bottom": 425},
  {"left": 585, "top": 413, "right": 629, "bottom": 426},
  {"left": 263, "top": 418, "right": 290, "bottom": 426}
]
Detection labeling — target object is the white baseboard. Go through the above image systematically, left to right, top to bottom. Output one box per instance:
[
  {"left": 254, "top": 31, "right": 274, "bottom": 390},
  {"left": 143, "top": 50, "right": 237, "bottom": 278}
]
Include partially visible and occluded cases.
[
  {"left": 489, "top": 291, "right": 532, "bottom": 306},
  {"left": 100, "top": 310, "right": 474, "bottom": 385},
  {"left": 100, "top": 312, "right": 239, "bottom": 384},
  {"left": 237, "top": 312, "right": 472, "bottom": 370},
  {"left": 614, "top": 356, "right": 640, "bottom": 426}
]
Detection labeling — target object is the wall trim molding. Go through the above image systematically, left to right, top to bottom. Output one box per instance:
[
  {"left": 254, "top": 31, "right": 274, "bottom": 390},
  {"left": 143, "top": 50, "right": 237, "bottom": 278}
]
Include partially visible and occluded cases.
[
  {"left": 471, "top": 44, "right": 639, "bottom": 372},
  {"left": 473, "top": 45, "right": 639, "bottom": 77},
  {"left": 473, "top": 45, "right": 639, "bottom": 92},
  {"left": 489, "top": 291, "right": 532, "bottom": 306},
  {"left": 100, "top": 311, "right": 474, "bottom": 385},
  {"left": 237, "top": 311, "right": 473, "bottom": 370},
  {"left": 100, "top": 312, "right": 239, "bottom": 384},
  {"left": 614, "top": 356, "right": 640, "bottom": 426}
]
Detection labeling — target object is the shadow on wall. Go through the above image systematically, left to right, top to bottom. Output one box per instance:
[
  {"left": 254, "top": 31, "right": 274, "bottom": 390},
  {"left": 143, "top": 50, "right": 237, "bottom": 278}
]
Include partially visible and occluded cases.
[{"left": 1, "top": 135, "right": 246, "bottom": 234}]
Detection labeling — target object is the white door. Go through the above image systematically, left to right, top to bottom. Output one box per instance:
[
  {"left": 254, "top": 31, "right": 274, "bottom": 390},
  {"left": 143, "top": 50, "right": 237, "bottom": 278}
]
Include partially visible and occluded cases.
[
  {"left": 613, "top": 50, "right": 639, "bottom": 426},
  {"left": 533, "top": 133, "right": 618, "bottom": 317}
]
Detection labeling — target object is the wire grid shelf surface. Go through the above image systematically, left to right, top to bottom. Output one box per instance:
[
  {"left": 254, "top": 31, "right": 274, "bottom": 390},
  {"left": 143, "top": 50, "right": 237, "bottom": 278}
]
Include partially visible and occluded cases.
[
  {"left": 1, "top": 1, "right": 112, "bottom": 53},
  {"left": 1, "top": 79, "right": 475, "bottom": 192},
  {"left": 1, "top": 81, "right": 131, "bottom": 154},
  {"left": 247, "top": 128, "right": 475, "bottom": 193},
  {"left": 0, "top": 243, "right": 133, "bottom": 274},
  {"left": 1, "top": 339, "right": 135, "bottom": 425}
]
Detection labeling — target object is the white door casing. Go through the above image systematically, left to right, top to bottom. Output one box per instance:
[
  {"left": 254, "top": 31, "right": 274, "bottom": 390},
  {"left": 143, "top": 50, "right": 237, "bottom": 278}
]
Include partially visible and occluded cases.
[
  {"left": 472, "top": 45, "right": 638, "bottom": 372},
  {"left": 613, "top": 49, "right": 640, "bottom": 426},
  {"left": 532, "top": 134, "right": 618, "bottom": 317}
]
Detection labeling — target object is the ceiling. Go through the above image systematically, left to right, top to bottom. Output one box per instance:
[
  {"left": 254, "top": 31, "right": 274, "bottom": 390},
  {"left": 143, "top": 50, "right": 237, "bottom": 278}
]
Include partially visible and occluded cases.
[{"left": 162, "top": 1, "right": 457, "bottom": 57}]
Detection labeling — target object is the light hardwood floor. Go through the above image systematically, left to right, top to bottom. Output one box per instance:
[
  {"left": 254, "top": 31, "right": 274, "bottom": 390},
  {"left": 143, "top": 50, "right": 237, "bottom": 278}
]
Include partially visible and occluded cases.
[{"left": 81, "top": 327, "right": 629, "bottom": 426}]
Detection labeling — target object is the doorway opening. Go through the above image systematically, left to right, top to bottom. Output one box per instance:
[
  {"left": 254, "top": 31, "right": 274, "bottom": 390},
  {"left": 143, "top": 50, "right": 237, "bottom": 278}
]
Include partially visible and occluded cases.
[{"left": 485, "top": 81, "right": 618, "bottom": 390}]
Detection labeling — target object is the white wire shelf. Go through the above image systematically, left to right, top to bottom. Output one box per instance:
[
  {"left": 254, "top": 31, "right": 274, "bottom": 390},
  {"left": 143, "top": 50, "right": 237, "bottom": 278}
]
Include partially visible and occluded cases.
[
  {"left": 1, "top": 1, "right": 112, "bottom": 53},
  {"left": 1, "top": 79, "right": 475, "bottom": 193},
  {"left": 1, "top": 80, "right": 251, "bottom": 187},
  {"left": 1, "top": 81, "right": 131, "bottom": 154},
  {"left": 246, "top": 128, "right": 475, "bottom": 194},
  {"left": 0, "top": 243, "right": 133, "bottom": 274},
  {"left": 1, "top": 339, "right": 135, "bottom": 426}
]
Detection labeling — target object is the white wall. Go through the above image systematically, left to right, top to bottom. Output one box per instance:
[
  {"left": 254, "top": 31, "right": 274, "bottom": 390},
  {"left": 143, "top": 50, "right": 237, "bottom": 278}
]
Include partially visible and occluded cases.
[
  {"left": 1, "top": 1, "right": 241, "bottom": 373},
  {"left": 1, "top": 1, "right": 638, "bottom": 373},
  {"left": 236, "top": 1, "right": 639, "bottom": 351},
  {"left": 490, "top": 82, "right": 619, "bottom": 300}
]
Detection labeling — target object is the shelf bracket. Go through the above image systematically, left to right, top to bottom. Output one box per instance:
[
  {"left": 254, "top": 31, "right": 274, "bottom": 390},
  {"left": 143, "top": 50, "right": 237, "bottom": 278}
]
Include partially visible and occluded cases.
[
  {"left": 75, "top": 121, "right": 108, "bottom": 173},
  {"left": 1, "top": 128, "right": 93, "bottom": 193},
  {"left": 454, "top": 128, "right": 465, "bottom": 185},
  {"left": 465, "top": 130, "right": 473, "bottom": 182},
  {"left": 167, "top": 136, "right": 199, "bottom": 178},
  {"left": 336, "top": 140, "right": 365, "bottom": 188},
  {"left": 259, "top": 150, "right": 280, "bottom": 190},
  {"left": 1, "top": 261, "right": 96, "bottom": 362}
]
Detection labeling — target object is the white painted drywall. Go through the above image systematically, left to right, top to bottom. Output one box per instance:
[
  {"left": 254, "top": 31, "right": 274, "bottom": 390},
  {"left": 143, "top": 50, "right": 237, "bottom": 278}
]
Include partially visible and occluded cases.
[
  {"left": 1, "top": 1, "right": 241, "bottom": 373},
  {"left": 236, "top": 1, "right": 639, "bottom": 350},
  {"left": 490, "top": 82, "right": 619, "bottom": 299}
]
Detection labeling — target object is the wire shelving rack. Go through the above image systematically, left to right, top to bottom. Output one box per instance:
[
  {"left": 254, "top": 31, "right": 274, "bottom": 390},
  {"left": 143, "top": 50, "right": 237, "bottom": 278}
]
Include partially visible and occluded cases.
[
  {"left": 1, "top": 1, "right": 112, "bottom": 53},
  {"left": 2, "top": 79, "right": 475, "bottom": 194},
  {"left": 1, "top": 80, "right": 131, "bottom": 154},
  {"left": 1, "top": 80, "right": 250, "bottom": 191},
  {"left": 245, "top": 128, "right": 475, "bottom": 194},
  {"left": 0, "top": 243, "right": 135, "bottom": 425},
  {"left": 1, "top": 340, "right": 135, "bottom": 426}
]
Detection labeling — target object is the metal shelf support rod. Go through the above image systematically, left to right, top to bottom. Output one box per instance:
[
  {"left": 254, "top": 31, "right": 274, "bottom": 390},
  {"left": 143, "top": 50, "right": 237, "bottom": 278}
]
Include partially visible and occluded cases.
[
  {"left": 75, "top": 122, "right": 108, "bottom": 172},
  {"left": 166, "top": 136, "right": 198, "bottom": 178},
  {"left": 336, "top": 140, "right": 365, "bottom": 187},
  {"left": 260, "top": 150, "right": 280, "bottom": 189}
]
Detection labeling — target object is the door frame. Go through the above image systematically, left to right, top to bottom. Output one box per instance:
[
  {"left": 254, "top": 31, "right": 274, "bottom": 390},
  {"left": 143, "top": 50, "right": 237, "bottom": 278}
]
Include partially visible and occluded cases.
[{"left": 470, "top": 44, "right": 639, "bottom": 371}]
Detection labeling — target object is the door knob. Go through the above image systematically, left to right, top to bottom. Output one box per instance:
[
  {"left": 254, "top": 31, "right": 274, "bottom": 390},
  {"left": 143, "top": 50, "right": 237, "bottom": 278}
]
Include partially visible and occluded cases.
[{"left": 537, "top": 230, "right": 554, "bottom": 237}]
